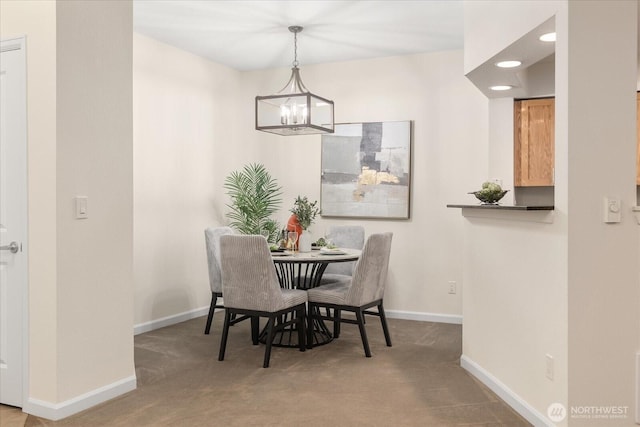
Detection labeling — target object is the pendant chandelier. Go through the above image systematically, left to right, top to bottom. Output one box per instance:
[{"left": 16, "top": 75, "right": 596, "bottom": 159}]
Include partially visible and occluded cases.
[{"left": 255, "top": 26, "right": 334, "bottom": 135}]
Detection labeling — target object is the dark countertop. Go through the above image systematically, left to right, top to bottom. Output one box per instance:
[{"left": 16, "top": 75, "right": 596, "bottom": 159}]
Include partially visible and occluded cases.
[{"left": 446, "top": 204, "right": 554, "bottom": 211}]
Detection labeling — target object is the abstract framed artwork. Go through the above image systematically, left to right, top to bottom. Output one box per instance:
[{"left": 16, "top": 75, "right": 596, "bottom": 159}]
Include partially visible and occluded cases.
[{"left": 320, "top": 121, "right": 412, "bottom": 219}]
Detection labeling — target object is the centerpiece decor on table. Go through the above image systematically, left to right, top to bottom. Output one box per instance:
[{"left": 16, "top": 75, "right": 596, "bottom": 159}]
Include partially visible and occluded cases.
[
  {"left": 224, "top": 163, "right": 282, "bottom": 243},
  {"left": 469, "top": 181, "right": 508, "bottom": 205},
  {"left": 288, "top": 196, "right": 319, "bottom": 252}
]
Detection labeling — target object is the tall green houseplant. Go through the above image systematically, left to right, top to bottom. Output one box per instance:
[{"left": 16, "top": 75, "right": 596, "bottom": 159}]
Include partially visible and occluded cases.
[{"left": 224, "top": 163, "right": 282, "bottom": 242}]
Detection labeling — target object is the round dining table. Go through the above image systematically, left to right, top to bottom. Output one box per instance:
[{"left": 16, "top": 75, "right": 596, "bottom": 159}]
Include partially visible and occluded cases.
[
  {"left": 268, "top": 248, "right": 361, "bottom": 347},
  {"left": 271, "top": 248, "right": 361, "bottom": 289}
]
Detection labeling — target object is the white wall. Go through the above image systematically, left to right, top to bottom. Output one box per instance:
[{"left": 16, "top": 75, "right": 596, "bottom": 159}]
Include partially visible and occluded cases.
[
  {"left": 0, "top": 0, "right": 58, "bottom": 402},
  {"left": 1, "top": 0, "right": 135, "bottom": 418},
  {"left": 55, "top": 1, "right": 134, "bottom": 402},
  {"left": 462, "top": 1, "right": 569, "bottom": 424},
  {"left": 463, "top": 1, "right": 640, "bottom": 426},
  {"left": 562, "top": 2, "right": 638, "bottom": 424},
  {"left": 133, "top": 34, "right": 240, "bottom": 326},
  {"left": 133, "top": 41, "right": 490, "bottom": 327},
  {"left": 463, "top": 90, "right": 568, "bottom": 421}
]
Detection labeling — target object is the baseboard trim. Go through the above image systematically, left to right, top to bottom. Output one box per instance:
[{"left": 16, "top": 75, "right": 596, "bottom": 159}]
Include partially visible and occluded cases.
[
  {"left": 134, "top": 307, "right": 211, "bottom": 335},
  {"left": 134, "top": 307, "right": 462, "bottom": 336},
  {"left": 385, "top": 309, "right": 463, "bottom": 325},
  {"left": 460, "top": 355, "right": 551, "bottom": 427},
  {"left": 23, "top": 375, "right": 136, "bottom": 421}
]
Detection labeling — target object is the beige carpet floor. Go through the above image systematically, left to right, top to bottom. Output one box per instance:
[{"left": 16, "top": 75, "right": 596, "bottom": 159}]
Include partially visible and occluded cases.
[{"left": 3, "top": 316, "right": 530, "bottom": 426}]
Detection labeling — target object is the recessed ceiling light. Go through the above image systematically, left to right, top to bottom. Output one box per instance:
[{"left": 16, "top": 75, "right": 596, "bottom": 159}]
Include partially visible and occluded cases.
[
  {"left": 539, "top": 32, "right": 556, "bottom": 42},
  {"left": 495, "top": 60, "right": 522, "bottom": 68},
  {"left": 490, "top": 85, "right": 513, "bottom": 91}
]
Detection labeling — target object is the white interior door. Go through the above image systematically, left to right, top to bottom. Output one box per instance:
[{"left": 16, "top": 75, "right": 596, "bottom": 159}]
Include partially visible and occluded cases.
[{"left": 0, "top": 37, "right": 28, "bottom": 408}]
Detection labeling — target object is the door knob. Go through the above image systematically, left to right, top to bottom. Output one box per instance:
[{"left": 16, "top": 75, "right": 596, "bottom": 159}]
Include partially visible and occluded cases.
[{"left": 0, "top": 242, "right": 19, "bottom": 253}]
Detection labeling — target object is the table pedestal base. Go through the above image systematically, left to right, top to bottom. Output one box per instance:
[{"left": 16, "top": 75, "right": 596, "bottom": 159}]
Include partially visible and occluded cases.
[
  {"left": 269, "top": 250, "right": 360, "bottom": 348},
  {"left": 259, "top": 307, "right": 333, "bottom": 348}
]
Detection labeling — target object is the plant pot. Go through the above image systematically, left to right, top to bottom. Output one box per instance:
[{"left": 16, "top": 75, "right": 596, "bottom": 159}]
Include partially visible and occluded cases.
[{"left": 298, "top": 231, "right": 313, "bottom": 252}]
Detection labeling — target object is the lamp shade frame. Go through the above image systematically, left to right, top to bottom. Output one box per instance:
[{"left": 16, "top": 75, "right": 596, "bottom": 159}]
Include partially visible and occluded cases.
[{"left": 255, "top": 92, "right": 335, "bottom": 136}]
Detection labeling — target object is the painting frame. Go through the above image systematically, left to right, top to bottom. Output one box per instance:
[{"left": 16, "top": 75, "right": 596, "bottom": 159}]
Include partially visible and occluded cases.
[{"left": 320, "top": 121, "right": 412, "bottom": 220}]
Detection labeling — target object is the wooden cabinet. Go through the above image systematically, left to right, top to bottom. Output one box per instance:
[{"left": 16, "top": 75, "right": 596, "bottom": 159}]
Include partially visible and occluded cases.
[
  {"left": 515, "top": 95, "right": 640, "bottom": 186},
  {"left": 514, "top": 98, "right": 555, "bottom": 187}
]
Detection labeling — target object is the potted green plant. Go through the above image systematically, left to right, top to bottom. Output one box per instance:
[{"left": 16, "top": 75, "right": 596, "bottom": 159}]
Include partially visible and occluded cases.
[
  {"left": 224, "top": 163, "right": 282, "bottom": 243},
  {"left": 289, "top": 196, "right": 319, "bottom": 252},
  {"left": 289, "top": 196, "right": 319, "bottom": 230}
]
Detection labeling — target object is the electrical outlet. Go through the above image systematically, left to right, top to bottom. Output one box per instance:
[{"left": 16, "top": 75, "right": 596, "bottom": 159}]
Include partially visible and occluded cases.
[
  {"left": 448, "top": 281, "right": 457, "bottom": 294},
  {"left": 545, "top": 354, "right": 554, "bottom": 380}
]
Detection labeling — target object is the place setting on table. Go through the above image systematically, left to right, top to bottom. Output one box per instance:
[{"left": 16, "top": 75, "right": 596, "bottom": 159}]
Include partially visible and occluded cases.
[
  {"left": 269, "top": 230, "right": 361, "bottom": 288},
  {"left": 270, "top": 231, "right": 354, "bottom": 257}
]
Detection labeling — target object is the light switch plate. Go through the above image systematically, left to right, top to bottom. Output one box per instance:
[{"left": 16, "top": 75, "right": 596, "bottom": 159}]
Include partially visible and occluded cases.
[{"left": 75, "top": 196, "right": 88, "bottom": 219}]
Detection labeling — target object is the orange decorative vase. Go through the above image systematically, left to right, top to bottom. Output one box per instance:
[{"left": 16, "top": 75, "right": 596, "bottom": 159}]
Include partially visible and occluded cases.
[{"left": 287, "top": 214, "right": 303, "bottom": 236}]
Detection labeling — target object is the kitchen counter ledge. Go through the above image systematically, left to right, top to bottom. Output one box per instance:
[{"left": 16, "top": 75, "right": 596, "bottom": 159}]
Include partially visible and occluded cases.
[
  {"left": 446, "top": 204, "right": 554, "bottom": 210},
  {"left": 447, "top": 204, "right": 555, "bottom": 223}
]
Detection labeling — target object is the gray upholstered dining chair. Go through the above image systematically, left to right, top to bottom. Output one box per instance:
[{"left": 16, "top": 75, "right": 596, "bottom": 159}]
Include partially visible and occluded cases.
[
  {"left": 319, "top": 225, "right": 365, "bottom": 285},
  {"left": 204, "top": 226, "right": 235, "bottom": 334},
  {"left": 307, "top": 232, "right": 393, "bottom": 357},
  {"left": 218, "top": 235, "right": 307, "bottom": 368}
]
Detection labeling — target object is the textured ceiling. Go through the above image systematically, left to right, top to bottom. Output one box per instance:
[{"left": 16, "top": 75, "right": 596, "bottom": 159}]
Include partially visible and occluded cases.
[{"left": 133, "top": 0, "right": 464, "bottom": 71}]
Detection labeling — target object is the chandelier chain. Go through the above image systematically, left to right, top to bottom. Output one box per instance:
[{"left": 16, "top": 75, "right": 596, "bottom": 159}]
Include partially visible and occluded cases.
[{"left": 293, "top": 31, "right": 299, "bottom": 68}]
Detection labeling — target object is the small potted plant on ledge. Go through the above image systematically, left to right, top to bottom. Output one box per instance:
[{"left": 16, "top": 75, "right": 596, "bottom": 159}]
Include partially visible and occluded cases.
[{"left": 288, "top": 196, "right": 319, "bottom": 252}]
